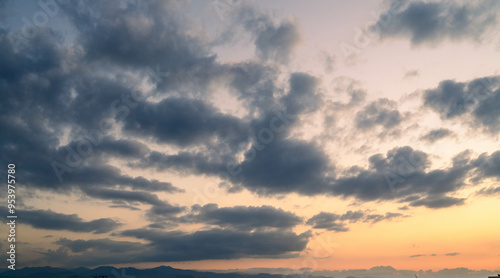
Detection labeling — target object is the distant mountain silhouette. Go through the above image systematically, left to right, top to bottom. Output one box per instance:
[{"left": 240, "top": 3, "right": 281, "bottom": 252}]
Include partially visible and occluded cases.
[{"left": 0, "top": 265, "right": 330, "bottom": 278}]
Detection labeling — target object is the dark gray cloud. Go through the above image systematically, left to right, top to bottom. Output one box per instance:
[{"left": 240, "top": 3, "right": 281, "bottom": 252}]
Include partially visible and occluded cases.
[
  {"left": 0, "top": 0, "right": 328, "bottom": 210},
  {"left": 6, "top": 0, "right": 499, "bottom": 269},
  {"left": 60, "top": 0, "right": 216, "bottom": 93},
  {"left": 377, "top": 0, "right": 500, "bottom": 45},
  {"left": 0, "top": 1, "right": 219, "bottom": 210},
  {"left": 239, "top": 6, "right": 301, "bottom": 64},
  {"left": 253, "top": 23, "right": 300, "bottom": 64},
  {"left": 227, "top": 61, "right": 280, "bottom": 115},
  {"left": 0, "top": 62, "right": 180, "bottom": 201},
  {"left": 131, "top": 72, "right": 328, "bottom": 197},
  {"left": 282, "top": 73, "right": 321, "bottom": 115},
  {"left": 423, "top": 76, "right": 500, "bottom": 133},
  {"left": 123, "top": 97, "right": 247, "bottom": 148},
  {"left": 355, "top": 98, "right": 402, "bottom": 130},
  {"left": 420, "top": 128, "right": 455, "bottom": 143},
  {"left": 97, "top": 137, "right": 150, "bottom": 158},
  {"left": 236, "top": 137, "right": 331, "bottom": 196},
  {"left": 139, "top": 142, "right": 489, "bottom": 210},
  {"left": 330, "top": 146, "right": 475, "bottom": 208},
  {"left": 331, "top": 146, "right": 427, "bottom": 201},
  {"left": 137, "top": 150, "right": 227, "bottom": 176},
  {"left": 472, "top": 151, "right": 500, "bottom": 182},
  {"left": 52, "top": 162, "right": 181, "bottom": 193},
  {"left": 476, "top": 186, "right": 500, "bottom": 196},
  {"left": 82, "top": 187, "right": 163, "bottom": 206},
  {"left": 79, "top": 188, "right": 187, "bottom": 224},
  {"left": 409, "top": 196, "right": 466, "bottom": 209},
  {"left": 145, "top": 202, "right": 188, "bottom": 223},
  {"left": 182, "top": 204, "right": 303, "bottom": 230},
  {"left": 15, "top": 209, "right": 121, "bottom": 234},
  {"left": 306, "top": 210, "right": 407, "bottom": 232},
  {"left": 340, "top": 210, "right": 365, "bottom": 222},
  {"left": 306, "top": 212, "right": 349, "bottom": 232},
  {"left": 364, "top": 212, "right": 408, "bottom": 224},
  {"left": 48, "top": 228, "right": 311, "bottom": 266},
  {"left": 120, "top": 228, "right": 311, "bottom": 261},
  {"left": 55, "top": 238, "right": 143, "bottom": 253},
  {"left": 410, "top": 254, "right": 426, "bottom": 258}
]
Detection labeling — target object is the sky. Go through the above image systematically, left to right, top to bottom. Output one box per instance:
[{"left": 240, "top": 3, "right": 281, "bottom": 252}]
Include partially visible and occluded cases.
[{"left": 1, "top": 0, "right": 500, "bottom": 277}]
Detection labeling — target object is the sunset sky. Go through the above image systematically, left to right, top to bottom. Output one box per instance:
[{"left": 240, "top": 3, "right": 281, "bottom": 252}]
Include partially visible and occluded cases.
[{"left": 1, "top": 0, "right": 500, "bottom": 276}]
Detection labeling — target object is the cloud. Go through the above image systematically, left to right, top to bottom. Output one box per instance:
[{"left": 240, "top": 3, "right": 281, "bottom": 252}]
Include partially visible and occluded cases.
[
  {"left": 0, "top": 0, "right": 328, "bottom": 209},
  {"left": 0, "top": 0, "right": 332, "bottom": 214},
  {"left": 2, "top": 0, "right": 499, "bottom": 267},
  {"left": 377, "top": 0, "right": 500, "bottom": 46},
  {"left": 0, "top": 1, "right": 230, "bottom": 209},
  {"left": 60, "top": 1, "right": 216, "bottom": 91},
  {"left": 239, "top": 6, "right": 301, "bottom": 64},
  {"left": 253, "top": 21, "right": 300, "bottom": 64},
  {"left": 226, "top": 61, "right": 280, "bottom": 114},
  {"left": 404, "top": 69, "right": 419, "bottom": 79},
  {"left": 282, "top": 73, "right": 321, "bottom": 115},
  {"left": 423, "top": 76, "right": 500, "bottom": 133},
  {"left": 123, "top": 97, "right": 247, "bottom": 148},
  {"left": 355, "top": 98, "right": 403, "bottom": 131},
  {"left": 0, "top": 102, "right": 179, "bottom": 195},
  {"left": 420, "top": 128, "right": 455, "bottom": 143},
  {"left": 132, "top": 131, "right": 482, "bottom": 209},
  {"left": 236, "top": 137, "right": 331, "bottom": 196},
  {"left": 97, "top": 138, "right": 150, "bottom": 158},
  {"left": 140, "top": 142, "right": 489, "bottom": 209},
  {"left": 330, "top": 146, "right": 476, "bottom": 208},
  {"left": 137, "top": 150, "right": 227, "bottom": 176},
  {"left": 473, "top": 151, "right": 500, "bottom": 180},
  {"left": 53, "top": 163, "right": 182, "bottom": 193},
  {"left": 476, "top": 186, "right": 500, "bottom": 196},
  {"left": 82, "top": 187, "right": 164, "bottom": 206},
  {"left": 409, "top": 196, "right": 466, "bottom": 209},
  {"left": 145, "top": 203, "right": 189, "bottom": 223},
  {"left": 182, "top": 204, "right": 303, "bottom": 230},
  {"left": 13, "top": 209, "right": 121, "bottom": 234},
  {"left": 307, "top": 210, "right": 407, "bottom": 232},
  {"left": 340, "top": 210, "right": 366, "bottom": 222},
  {"left": 306, "top": 212, "right": 349, "bottom": 232},
  {"left": 364, "top": 212, "right": 408, "bottom": 223},
  {"left": 47, "top": 228, "right": 312, "bottom": 266},
  {"left": 122, "top": 228, "right": 311, "bottom": 261},
  {"left": 55, "top": 238, "right": 143, "bottom": 253},
  {"left": 445, "top": 252, "right": 460, "bottom": 256},
  {"left": 410, "top": 254, "right": 426, "bottom": 258}
]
